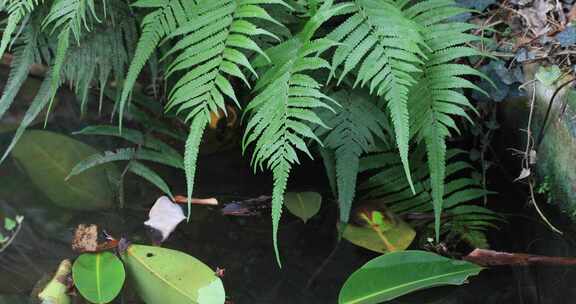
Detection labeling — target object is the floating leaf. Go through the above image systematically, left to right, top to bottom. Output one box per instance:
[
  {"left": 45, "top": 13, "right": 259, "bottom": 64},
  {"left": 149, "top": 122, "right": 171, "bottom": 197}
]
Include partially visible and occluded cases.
[
  {"left": 535, "top": 65, "right": 562, "bottom": 86},
  {"left": 10, "top": 130, "right": 119, "bottom": 210},
  {"left": 284, "top": 192, "right": 322, "bottom": 223},
  {"left": 343, "top": 209, "right": 415, "bottom": 253},
  {"left": 122, "top": 244, "right": 225, "bottom": 304},
  {"left": 339, "top": 251, "right": 483, "bottom": 304},
  {"left": 72, "top": 252, "right": 126, "bottom": 304},
  {"left": 38, "top": 259, "right": 72, "bottom": 304}
]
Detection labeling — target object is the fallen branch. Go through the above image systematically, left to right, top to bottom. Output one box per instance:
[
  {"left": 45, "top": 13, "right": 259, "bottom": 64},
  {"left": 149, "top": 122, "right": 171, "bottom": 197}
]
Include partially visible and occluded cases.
[
  {"left": 173, "top": 195, "right": 218, "bottom": 206},
  {"left": 464, "top": 248, "right": 576, "bottom": 267}
]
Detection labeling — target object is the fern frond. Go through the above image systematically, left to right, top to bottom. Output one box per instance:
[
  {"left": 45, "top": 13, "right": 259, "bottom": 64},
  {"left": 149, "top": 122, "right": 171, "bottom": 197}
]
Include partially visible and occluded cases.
[
  {"left": 0, "top": 0, "right": 40, "bottom": 58},
  {"left": 42, "top": 0, "right": 106, "bottom": 113},
  {"left": 119, "top": 0, "right": 191, "bottom": 129},
  {"left": 327, "top": 0, "right": 427, "bottom": 193},
  {"left": 406, "top": 0, "right": 488, "bottom": 241},
  {"left": 243, "top": 2, "right": 343, "bottom": 265},
  {"left": 0, "top": 26, "right": 38, "bottom": 120},
  {"left": 0, "top": 74, "right": 52, "bottom": 163},
  {"left": 314, "top": 89, "right": 389, "bottom": 223},
  {"left": 184, "top": 116, "right": 208, "bottom": 220},
  {"left": 74, "top": 125, "right": 182, "bottom": 160},
  {"left": 359, "top": 146, "right": 501, "bottom": 247},
  {"left": 68, "top": 147, "right": 183, "bottom": 178},
  {"left": 67, "top": 148, "right": 137, "bottom": 179}
]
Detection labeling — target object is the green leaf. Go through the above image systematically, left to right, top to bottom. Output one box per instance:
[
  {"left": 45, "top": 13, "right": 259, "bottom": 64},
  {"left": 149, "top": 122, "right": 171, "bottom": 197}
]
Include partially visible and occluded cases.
[
  {"left": 535, "top": 65, "right": 562, "bottom": 86},
  {"left": 9, "top": 130, "right": 118, "bottom": 210},
  {"left": 284, "top": 191, "right": 322, "bottom": 223},
  {"left": 342, "top": 209, "right": 415, "bottom": 253},
  {"left": 4, "top": 217, "right": 16, "bottom": 231},
  {"left": 122, "top": 244, "right": 225, "bottom": 304},
  {"left": 339, "top": 251, "right": 483, "bottom": 304},
  {"left": 72, "top": 252, "right": 126, "bottom": 304}
]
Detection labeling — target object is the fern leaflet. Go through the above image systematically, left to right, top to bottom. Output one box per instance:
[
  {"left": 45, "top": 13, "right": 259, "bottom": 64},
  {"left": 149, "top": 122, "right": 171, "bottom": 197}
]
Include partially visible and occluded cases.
[{"left": 314, "top": 89, "right": 390, "bottom": 223}]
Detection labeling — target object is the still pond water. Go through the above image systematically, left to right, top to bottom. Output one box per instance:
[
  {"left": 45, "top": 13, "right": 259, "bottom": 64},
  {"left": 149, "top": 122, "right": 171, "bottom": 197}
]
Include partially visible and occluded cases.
[{"left": 1, "top": 97, "right": 576, "bottom": 304}]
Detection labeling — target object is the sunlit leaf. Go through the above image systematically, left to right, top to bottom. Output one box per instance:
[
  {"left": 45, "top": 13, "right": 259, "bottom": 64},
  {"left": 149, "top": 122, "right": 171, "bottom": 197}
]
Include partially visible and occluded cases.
[
  {"left": 122, "top": 244, "right": 225, "bottom": 304},
  {"left": 339, "top": 251, "right": 483, "bottom": 304}
]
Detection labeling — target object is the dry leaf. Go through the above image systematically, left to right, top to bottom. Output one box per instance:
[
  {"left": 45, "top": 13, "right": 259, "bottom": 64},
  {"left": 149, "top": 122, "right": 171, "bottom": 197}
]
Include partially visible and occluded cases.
[
  {"left": 514, "top": 167, "right": 531, "bottom": 181},
  {"left": 71, "top": 224, "right": 98, "bottom": 253}
]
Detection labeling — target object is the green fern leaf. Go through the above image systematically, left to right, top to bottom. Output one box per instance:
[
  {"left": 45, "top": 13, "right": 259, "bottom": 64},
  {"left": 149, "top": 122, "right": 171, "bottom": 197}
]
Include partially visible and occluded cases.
[
  {"left": 0, "top": 0, "right": 40, "bottom": 58},
  {"left": 119, "top": 0, "right": 190, "bottom": 129},
  {"left": 327, "top": 0, "right": 427, "bottom": 193},
  {"left": 406, "top": 0, "right": 488, "bottom": 241},
  {"left": 243, "top": 2, "right": 344, "bottom": 265},
  {"left": 0, "top": 27, "right": 37, "bottom": 120},
  {"left": 0, "top": 75, "right": 52, "bottom": 163},
  {"left": 314, "top": 89, "right": 390, "bottom": 223},
  {"left": 184, "top": 115, "right": 208, "bottom": 220},
  {"left": 67, "top": 148, "right": 136, "bottom": 179}
]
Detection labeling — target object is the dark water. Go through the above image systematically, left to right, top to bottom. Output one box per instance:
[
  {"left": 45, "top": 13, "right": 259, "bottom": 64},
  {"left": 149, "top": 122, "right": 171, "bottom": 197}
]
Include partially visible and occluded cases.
[{"left": 1, "top": 91, "right": 576, "bottom": 304}]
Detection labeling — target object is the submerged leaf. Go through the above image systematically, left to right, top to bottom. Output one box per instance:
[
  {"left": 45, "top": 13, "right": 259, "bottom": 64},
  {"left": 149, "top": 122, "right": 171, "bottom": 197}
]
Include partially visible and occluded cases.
[
  {"left": 10, "top": 130, "right": 119, "bottom": 210},
  {"left": 284, "top": 192, "right": 322, "bottom": 223},
  {"left": 122, "top": 244, "right": 225, "bottom": 304},
  {"left": 339, "top": 251, "right": 483, "bottom": 304}
]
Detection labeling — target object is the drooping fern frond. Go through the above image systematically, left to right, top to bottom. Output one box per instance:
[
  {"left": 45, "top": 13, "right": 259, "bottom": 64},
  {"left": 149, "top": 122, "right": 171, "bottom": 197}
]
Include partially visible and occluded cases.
[
  {"left": 0, "top": 0, "right": 41, "bottom": 58},
  {"left": 41, "top": 0, "right": 107, "bottom": 115},
  {"left": 119, "top": 0, "right": 192, "bottom": 129},
  {"left": 121, "top": 0, "right": 290, "bottom": 216},
  {"left": 326, "top": 0, "right": 427, "bottom": 193},
  {"left": 407, "top": 0, "right": 489, "bottom": 240},
  {"left": 242, "top": 1, "right": 348, "bottom": 265},
  {"left": 0, "top": 3, "right": 136, "bottom": 163},
  {"left": 0, "top": 25, "right": 39, "bottom": 120},
  {"left": 0, "top": 73, "right": 52, "bottom": 162},
  {"left": 314, "top": 89, "right": 390, "bottom": 223},
  {"left": 359, "top": 147, "right": 502, "bottom": 248}
]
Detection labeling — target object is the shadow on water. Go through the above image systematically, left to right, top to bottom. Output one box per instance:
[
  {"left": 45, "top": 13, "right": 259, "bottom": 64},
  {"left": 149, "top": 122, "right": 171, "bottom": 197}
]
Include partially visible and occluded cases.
[{"left": 1, "top": 93, "right": 576, "bottom": 303}]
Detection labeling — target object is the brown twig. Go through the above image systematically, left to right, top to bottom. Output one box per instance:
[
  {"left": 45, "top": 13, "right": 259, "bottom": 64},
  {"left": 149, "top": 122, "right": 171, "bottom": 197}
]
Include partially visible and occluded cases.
[
  {"left": 173, "top": 195, "right": 219, "bottom": 206},
  {"left": 464, "top": 248, "right": 576, "bottom": 266}
]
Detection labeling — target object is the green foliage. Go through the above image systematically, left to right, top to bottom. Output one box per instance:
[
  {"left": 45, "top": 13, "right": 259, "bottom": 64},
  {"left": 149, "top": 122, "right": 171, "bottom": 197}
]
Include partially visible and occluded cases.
[
  {"left": 0, "top": 0, "right": 493, "bottom": 265},
  {"left": 242, "top": 1, "right": 348, "bottom": 265},
  {"left": 314, "top": 89, "right": 390, "bottom": 223},
  {"left": 9, "top": 130, "right": 118, "bottom": 210},
  {"left": 359, "top": 147, "right": 502, "bottom": 247},
  {"left": 122, "top": 244, "right": 226, "bottom": 304},
  {"left": 339, "top": 250, "right": 483, "bottom": 303},
  {"left": 72, "top": 252, "right": 126, "bottom": 304}
]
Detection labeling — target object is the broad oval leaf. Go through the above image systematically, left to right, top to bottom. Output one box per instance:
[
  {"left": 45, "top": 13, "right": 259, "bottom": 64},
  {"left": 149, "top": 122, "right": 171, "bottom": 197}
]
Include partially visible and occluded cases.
[
  {"left": 10, "top": 130, "right": 118, "bottom": 210},
  {"left": 284, "top": 191, "right": 322, "bottom": 223},
  {"left": 342, "top": 209, "right": 415, "bottom": 253},
  {"left": 123, "top": 244, "right": 225, "bottom": 304},
  {"left": 339, "top": 251, "right": 483, "bottom": 304},
  {"left": 72, "top": 252, "right": 126, "bottom": 304}
]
